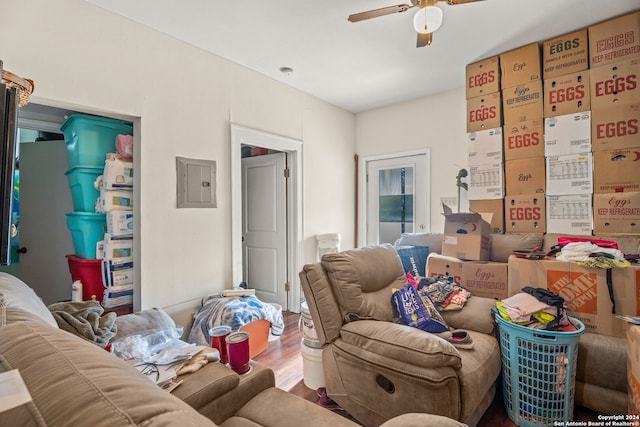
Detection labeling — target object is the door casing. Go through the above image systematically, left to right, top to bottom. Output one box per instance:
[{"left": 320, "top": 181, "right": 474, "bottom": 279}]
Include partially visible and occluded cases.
[
  {"left": 231, "top": 124, "right": 303, "bottom": 313},
  {"left": 358, "top": 149, "right": 431, "bottom": 246}
]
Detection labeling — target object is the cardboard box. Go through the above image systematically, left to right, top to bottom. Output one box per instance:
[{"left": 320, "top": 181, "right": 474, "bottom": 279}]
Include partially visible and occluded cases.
[
  {"left": 589, "top": 11, "right": 640, "bottom": 67},
  {"left": 543, "top": 29, "right": 589, "bottom": 79},
  {"left": 500, "top": 42, "right": 542, "bottom": 89},
  {"left": 466, "top": 56, "right": 500, "bottom": 99},
  {"left": 590, "top": 57, "right": 640, "bottom": 109},
  {"left": 543, "top": 70, "right": 590, "bottom": 117},
  {"left": 502, "top": 80, "right": 544, "bottom": 125},
  {"left": 466, "top": 92, "right": 502, "bottom": 132},
  {"left": 591, "top": 103, "right": 640, "bottom": 152},
  {"left": 544, "top": 111, "right": 592, "bottom": 156},
  {"left": 503, "top": 119, "right": 545, "bottom": 161},
  {"left": 467, "top": 127, "right": 503, "bottom": 166},
  {"left": 593, "top": 147, "right": 640, "bottom": 193},
  {"left": 545, "top": 152, "right": 593, "bottom": 196},
  {"left": 505, "top": 157, "right": 546, "bottom": 195},
  {"left": 468, "top": 163, "right": 504, "bottom": 200},
  {"left": 594, "top": 191, "right": 640, "bottom": 235},
  {"left": 504, "top": 194, "right": 546, "bottom": 234},
  {"left": 546, "top": 194, "right": 593, "bottom": 236},
  {"left": 469, "top": 199, "right": 504, "bottom": 234},
  {"left": 442, "top": 212, "right": 492, "bottom": 261},
  {"left": 426, "top": 254, "right": 509, "bottom": 300},
  {"left": 426, "top": 254, "right": 463, "bottom": 285},
  {"left": 507, "top": 256, "right": 640, "bottom": 338},
  {"left": 627, "top": 324, "right": 640, "bottom": 415}
]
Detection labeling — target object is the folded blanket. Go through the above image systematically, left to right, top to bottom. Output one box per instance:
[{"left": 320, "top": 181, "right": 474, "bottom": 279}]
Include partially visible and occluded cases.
[{"left": 48, "top": 301, "right": 117, "bottom": 348}]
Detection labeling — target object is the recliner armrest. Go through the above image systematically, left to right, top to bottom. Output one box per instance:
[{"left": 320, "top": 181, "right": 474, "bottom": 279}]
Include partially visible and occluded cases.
[{"left": 338, "top": 320, "right": 462, "bottom": 370}]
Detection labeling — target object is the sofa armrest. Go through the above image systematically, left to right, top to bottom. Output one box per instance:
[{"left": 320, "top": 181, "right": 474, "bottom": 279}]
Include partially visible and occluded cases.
[
  {"left": 441, "top": 296, "right": 496, "bottom": 335},
  {"left": 339, "top": 320, "right": 462, "bottom": 370},
  {"left": 181, "top": 361, "right": 275, "bottom": 424}
]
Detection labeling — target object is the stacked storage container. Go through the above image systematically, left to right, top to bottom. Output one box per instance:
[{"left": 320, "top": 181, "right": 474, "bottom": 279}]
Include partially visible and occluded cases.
[
  {"left": 588, "top": 12, "right": 640, "bottom": 236},
  {"left": 61, "top": 114, "right": 133, "bottom": 303},
  {"left": 98, "top": 154, "right": 134, "bottom": 309}
]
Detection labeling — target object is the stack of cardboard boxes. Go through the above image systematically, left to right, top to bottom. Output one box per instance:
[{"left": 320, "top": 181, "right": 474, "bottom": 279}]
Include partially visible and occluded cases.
[
  {"left": 455, "top": 11, "right": 640, "bottom": 335},
  {"left": 464, "top": 11, "right": 640, "bottom": 238},
  {"left": 589, "top": 13, "right": 640, "bottom": 235}
]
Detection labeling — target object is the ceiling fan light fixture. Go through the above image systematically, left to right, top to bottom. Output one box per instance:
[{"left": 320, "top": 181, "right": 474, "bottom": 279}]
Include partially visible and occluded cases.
[{"left": 413, "top": 6, "right": 443, "bottom": 34}]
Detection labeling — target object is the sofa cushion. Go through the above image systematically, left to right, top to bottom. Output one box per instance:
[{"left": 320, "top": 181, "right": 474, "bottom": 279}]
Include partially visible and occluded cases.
[
  {"left": 489, "top": 233, "right": 543, "bottom": 263},
  {"left": 322, "top": 244, "right": 407, "bottom": 322},
  {"left": 0, "top": 272, "right": 57, "bottom": 328},
  {"left": 339, "top": 320, "right": 462, "bottom": 370},
  {"left": 0, "top": 321, "right": 215, "bottom": 426}
]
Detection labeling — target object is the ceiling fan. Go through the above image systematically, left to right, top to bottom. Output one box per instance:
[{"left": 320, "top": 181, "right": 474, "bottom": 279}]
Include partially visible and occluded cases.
[{"left": 348, "top": 0, "right": 484, "bottom": 47}]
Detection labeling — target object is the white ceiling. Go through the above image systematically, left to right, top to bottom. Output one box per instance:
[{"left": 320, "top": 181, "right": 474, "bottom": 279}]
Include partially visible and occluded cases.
[{"left": 84, "top": 0, "right": 639, "bottom": 113}]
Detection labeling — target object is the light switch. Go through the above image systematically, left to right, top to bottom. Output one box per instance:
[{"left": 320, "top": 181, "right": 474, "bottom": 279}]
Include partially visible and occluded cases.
[{"left": 177, "top": 157, "right": 217, "bottom": 208}]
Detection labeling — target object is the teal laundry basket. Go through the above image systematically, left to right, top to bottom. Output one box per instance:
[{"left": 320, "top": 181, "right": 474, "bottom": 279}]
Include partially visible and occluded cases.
[{"left": 494, "top": 310, "right": 584, "bottom": 427}]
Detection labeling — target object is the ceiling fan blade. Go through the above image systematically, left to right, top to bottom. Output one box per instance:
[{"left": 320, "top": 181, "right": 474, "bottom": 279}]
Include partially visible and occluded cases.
[
  {"left": 446, "top": 0, "right": 485, "bottom": 5},
  {"left": 348, "top": 4, "right": 413, "bottom": 22},
  {"left": 416, "top": 32, "right": 433, "bottom": 47}
]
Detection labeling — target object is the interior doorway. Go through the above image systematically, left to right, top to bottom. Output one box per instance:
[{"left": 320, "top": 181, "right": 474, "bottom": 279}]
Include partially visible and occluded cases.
[{"left": 231, "top": 124, "right": 303, "bottom": 313}]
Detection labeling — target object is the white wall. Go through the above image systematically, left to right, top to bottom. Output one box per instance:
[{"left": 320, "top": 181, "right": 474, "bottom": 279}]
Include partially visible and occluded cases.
[
  {"left": 0, "top": 0, "right": 355, "bottom": 311},
  {"left": 355, "top": 88, "right": 469, "bottom": 234}
]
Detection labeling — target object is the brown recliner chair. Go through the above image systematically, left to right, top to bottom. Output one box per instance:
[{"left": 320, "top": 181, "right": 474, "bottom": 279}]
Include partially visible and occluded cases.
[{"left": 299, "top": 244, "right": 502, "bottom": 427}]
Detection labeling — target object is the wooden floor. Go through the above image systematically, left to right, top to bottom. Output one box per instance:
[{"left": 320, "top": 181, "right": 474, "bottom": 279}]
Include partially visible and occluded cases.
[{"left": 253, "top": 310, "right": 604, "bottom": 426}]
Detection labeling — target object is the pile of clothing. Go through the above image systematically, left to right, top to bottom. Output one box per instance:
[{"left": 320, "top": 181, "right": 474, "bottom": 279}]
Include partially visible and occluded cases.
[{"left": 496, "top": 286, "right": 569, "bottom": 330}]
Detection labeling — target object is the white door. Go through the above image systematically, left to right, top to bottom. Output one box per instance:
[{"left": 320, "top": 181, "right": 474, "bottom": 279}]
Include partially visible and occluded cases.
[
  {"left": 19, "top": 140, "right": 75, "bottom": 304},
  {"left": 242, "top": 152, "right": 287, "bottom": 308},
  {"left": 366, "top": 152, "right": 430, "bottom": 246}
]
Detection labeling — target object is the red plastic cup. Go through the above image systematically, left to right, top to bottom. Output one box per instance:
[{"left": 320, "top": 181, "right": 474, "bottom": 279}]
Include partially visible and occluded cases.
[
  {"left": 209, "top": 325, "right": 232, "bottom": 364},
  {"left": 227, "top": 331, "right": 251, "bottom": 374}
]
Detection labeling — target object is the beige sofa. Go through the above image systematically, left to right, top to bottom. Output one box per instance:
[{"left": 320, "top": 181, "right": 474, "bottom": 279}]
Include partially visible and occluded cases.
[
  {"left": 394, "top": 231, "right": 640, "bottom": 416},
  {"left": 300, "top": 244, "right": 502, "bottom": 427},
  {"left": 0, "top": 272, "right": 467, "bottom": 427}
]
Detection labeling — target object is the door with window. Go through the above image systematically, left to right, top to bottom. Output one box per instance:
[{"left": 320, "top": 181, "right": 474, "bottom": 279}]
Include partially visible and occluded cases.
[{"left": 365, "top": 152, "right": 430, "bottom": 245}]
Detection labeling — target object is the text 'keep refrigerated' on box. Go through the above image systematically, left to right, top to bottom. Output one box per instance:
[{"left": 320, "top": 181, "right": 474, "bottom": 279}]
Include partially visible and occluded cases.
[
  {"left": 589, "top": 11, "right": 640, "bottom": 68},
  {"left": 543, "top": 29, "right": 589, "bottom": 79},
  {"left": 502, "top": 80, "right": 544, "bottom": 125},
  {"left": 593, "top": 147, "right": 640, "bottom": 194},
  {"left": 594, "top": 191, "right": 640, "bottom": 235},
  {"left": 426, "top": 254, "right": 508, "bottom": 300}
]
